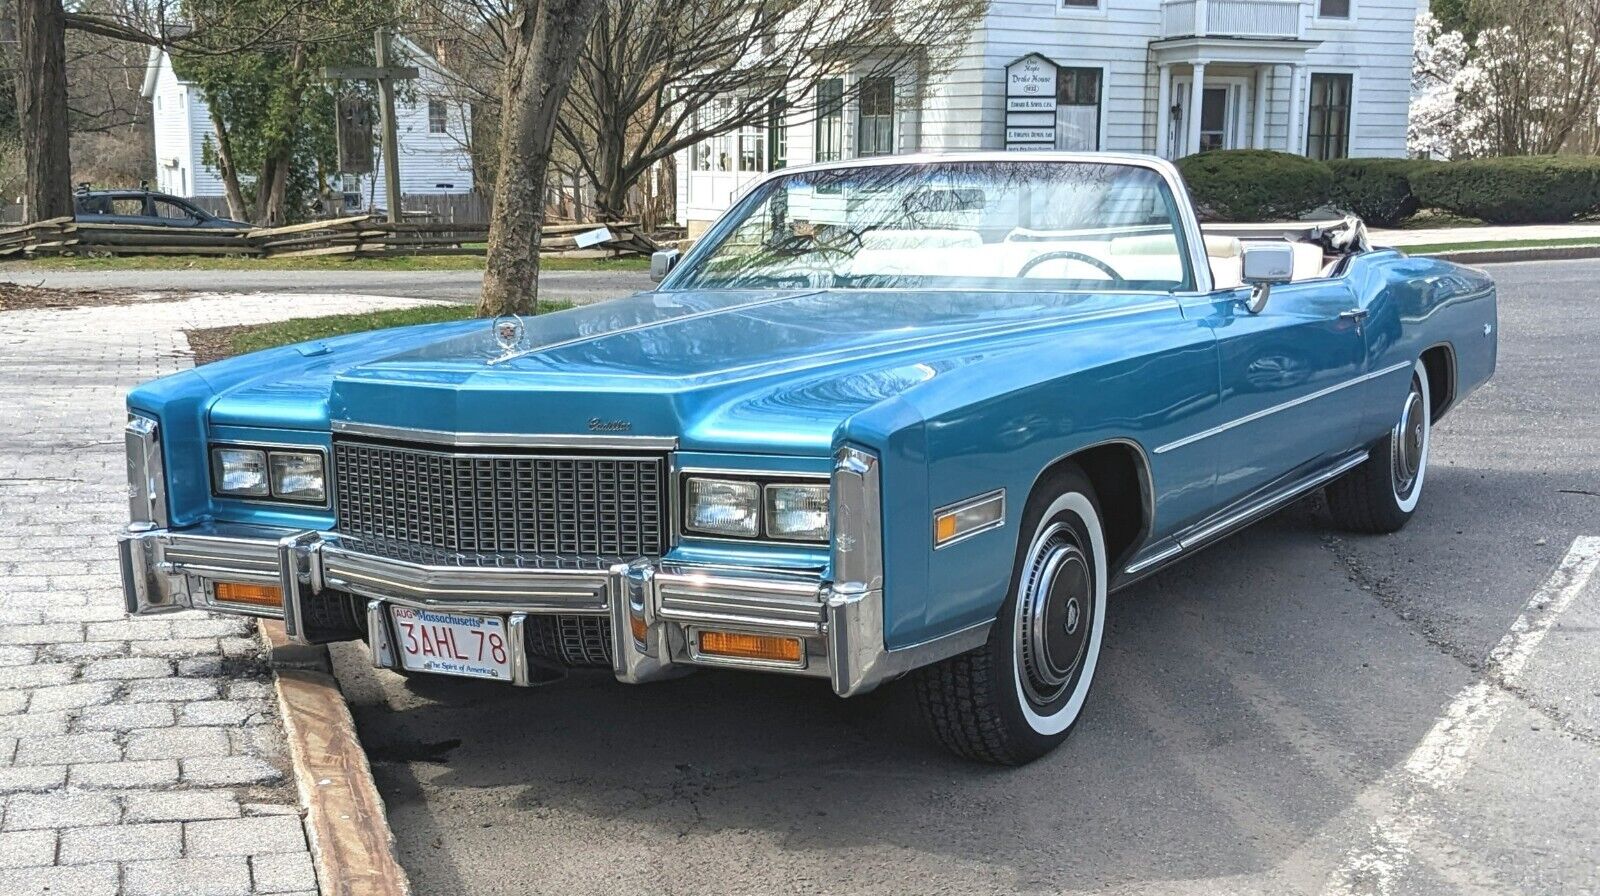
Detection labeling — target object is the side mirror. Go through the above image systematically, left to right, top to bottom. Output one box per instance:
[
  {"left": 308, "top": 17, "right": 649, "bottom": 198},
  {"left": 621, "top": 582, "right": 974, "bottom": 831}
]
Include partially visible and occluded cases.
[
  {"left": 1239, "top": 242, "right": 1295, "bottom": 313},
  {"left": 649, "top": 249, "right": 681, "bottom": 283}
]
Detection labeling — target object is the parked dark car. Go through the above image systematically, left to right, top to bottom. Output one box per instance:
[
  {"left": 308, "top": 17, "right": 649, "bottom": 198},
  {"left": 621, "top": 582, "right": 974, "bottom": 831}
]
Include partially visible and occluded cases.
[{"left": 73, "top": 188, "right": 249, "bottom": 229}]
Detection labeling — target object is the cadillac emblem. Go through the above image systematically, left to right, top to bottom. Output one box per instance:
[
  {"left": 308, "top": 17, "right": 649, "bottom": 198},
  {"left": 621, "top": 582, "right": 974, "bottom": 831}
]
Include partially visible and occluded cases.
[{"left": 492, "top": 315, "right": 527, "bottom": 353}]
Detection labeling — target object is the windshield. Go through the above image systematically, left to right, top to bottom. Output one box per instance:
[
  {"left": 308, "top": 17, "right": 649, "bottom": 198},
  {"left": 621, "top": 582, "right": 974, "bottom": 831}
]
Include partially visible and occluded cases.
[{"left": 669, "top": 160, "right": 1195, "bottom": 293}]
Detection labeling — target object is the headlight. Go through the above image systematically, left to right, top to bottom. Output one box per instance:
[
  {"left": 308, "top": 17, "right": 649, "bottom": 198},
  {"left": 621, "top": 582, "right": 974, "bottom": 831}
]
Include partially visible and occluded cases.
[
  {"left": 211, "top": 445, "right": 326, "bottom": 504},
  {"left": 211, "top": 447, "right": 268, "bottom": 497},
  {"left": 268, "top": 451, "right": 326, "bottom": 503},
  {"left": 684, "top": 477, "right": 760, "bottom": 537},
  {"left": 765, "top": 483, "right": 829, "bottom": 542}
]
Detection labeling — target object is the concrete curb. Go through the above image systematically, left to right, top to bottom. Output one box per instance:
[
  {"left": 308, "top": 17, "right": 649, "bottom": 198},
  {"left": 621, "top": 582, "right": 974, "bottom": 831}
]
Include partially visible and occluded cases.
[
  {"left": 1415, "top": 244, "right": 1600, "bottom": 265},
  {"left": 259, "top": 620, "right": 412, "bottom": 896}
]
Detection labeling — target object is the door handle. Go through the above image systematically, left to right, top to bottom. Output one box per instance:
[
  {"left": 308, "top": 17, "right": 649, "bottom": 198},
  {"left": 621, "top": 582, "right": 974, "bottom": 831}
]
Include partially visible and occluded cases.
[{"left": 1339, "top": 308, "right": 1368, "bottom": 321}]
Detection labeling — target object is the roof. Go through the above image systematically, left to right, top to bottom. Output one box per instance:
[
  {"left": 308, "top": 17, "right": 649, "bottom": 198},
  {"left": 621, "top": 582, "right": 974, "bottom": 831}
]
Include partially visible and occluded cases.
[{"left": 141, "top": 36, "right": 457, "bottom": 100}]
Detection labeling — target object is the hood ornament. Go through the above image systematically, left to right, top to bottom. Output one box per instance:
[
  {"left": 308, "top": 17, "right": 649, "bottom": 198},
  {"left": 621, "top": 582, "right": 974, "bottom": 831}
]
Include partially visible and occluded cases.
[{"left": 490, "top": 315, "right": 528, "bottom": 363}]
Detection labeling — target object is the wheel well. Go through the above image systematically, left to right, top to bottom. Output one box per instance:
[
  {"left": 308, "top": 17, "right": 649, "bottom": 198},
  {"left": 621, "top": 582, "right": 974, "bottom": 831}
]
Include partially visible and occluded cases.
[
  {"left": 1420, "top": 344, "right": 1456, "bottom": 422},
  {"left": 1038, "top": 442, "right": 1151, "bottom": 574}
]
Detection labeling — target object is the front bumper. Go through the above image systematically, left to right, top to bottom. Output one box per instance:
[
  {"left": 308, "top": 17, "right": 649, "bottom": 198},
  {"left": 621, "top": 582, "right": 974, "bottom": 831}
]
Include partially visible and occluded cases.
[{"left": 118, "top": 523, "right": 928, "bottom": 697}]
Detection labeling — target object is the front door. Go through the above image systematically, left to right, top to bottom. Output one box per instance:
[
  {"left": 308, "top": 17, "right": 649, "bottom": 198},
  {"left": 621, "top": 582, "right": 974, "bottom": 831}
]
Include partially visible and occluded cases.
[
  {"left": 1170, "top": 80, "right": 1245, "bottom": 157},
  {"left": 1178, "top": 278, "right": 1369, "bottom": 513}
]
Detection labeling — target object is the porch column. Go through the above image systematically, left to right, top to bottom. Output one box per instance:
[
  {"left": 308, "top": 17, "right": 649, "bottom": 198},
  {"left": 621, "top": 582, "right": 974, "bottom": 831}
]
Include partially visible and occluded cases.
[
  {"left": 1185, "top": 62, "right": 1206, "bottom": 158},
  {"left": 1287, "top": 63, "right": 1304, "bottom": 155},
  {"left": 1155, "top": 64, "right": 1173, "bottom": 158},
  {"left": 1252, "top": 66, "right": 1268, "bottom": 149}
]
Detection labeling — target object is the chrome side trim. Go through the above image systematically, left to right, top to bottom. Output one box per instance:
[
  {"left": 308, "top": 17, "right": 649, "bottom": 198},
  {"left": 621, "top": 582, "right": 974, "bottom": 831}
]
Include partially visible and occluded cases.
[
  {"left": 1154, "top": 361, "right": 1412, "bottom": 455},
  {"left": 125, "top": 414, "right": 168, "bottom": 529},
  {"left": 329, "top": 420, "right": 678, "bottom": 451},
  {"left": 1121, "top": 450, "right": 1371, "bottom": 579},
  {"left": 931, "top": 489, "right": 1006, "bottom": 549}
]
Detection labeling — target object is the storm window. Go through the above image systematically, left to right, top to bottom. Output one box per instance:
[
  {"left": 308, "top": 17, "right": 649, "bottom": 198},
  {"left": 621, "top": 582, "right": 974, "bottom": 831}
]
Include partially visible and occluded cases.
[
  {"left": 1055, "top": 67, "right": 1102, "bottom": 151},
  {"left": 1306, "top": 73, "right": 1353, "bottom": 161},
  {"left": 855, "top": 77, "right": 896, "bottom": 157},
  {"left": 815, "top": 78, "right": 845, "bottom": 163}
]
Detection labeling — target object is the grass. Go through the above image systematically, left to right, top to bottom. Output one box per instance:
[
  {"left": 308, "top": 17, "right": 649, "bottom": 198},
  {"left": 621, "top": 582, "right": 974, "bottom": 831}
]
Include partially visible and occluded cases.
[
  {"left": 1406, "top": 236, "right": 1600, "bottom": 255},
  {"left": 11, "top": 253, "right": 648, "bottom": 273},
  {"left": 188, "top": 300, "right": 573, "bottom": 364}
]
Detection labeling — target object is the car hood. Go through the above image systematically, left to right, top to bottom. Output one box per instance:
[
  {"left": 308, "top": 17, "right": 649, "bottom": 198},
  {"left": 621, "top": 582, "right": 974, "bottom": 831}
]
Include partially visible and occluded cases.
[{"left": 204, "top": 288, "right": 1153, "bottom": 455}]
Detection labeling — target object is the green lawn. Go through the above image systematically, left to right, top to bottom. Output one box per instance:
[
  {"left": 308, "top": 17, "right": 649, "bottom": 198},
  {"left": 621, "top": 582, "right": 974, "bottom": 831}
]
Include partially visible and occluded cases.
[
  {"left": 1406, "top": 236, "right": 1600, "bottom": 255},
  {"left": 12, "top": 253, "right": 647, "bottom": 273},
  {"left": 190, "top": 301, "right": 574, "bottom": 364}
]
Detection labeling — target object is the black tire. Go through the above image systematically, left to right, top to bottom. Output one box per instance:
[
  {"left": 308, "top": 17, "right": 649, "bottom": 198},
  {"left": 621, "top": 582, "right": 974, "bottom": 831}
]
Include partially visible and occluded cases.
[
  {"left": 1326, "top": 359, "right": 1432, "bottom": 534},
  {"left": 914, "top": 465, "right": 1108, "bottom": 765}
]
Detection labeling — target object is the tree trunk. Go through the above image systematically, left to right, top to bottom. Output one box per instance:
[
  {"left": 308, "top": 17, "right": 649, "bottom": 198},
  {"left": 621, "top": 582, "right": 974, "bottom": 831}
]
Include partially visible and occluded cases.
[
  {"left": 13, "top": 0, "right": 72, "bottom": 222},
  {"left": 478, "top": 0, "right": 605, "bottom": 317},
  {"left": 210, "top": 116, "right": 251, "bottom": 223}
]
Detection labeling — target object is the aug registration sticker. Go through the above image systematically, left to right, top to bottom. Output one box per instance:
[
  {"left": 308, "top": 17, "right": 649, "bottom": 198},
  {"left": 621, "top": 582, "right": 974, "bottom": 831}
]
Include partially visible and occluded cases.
[{"left": 390, "top": 606, "right": 511, "bottom": 681}]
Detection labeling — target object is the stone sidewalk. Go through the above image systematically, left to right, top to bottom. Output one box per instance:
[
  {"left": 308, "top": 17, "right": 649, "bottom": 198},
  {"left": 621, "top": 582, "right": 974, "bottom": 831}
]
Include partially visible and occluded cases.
[{"left": 0, "top": 292, "right": 431, "bottom": 896}]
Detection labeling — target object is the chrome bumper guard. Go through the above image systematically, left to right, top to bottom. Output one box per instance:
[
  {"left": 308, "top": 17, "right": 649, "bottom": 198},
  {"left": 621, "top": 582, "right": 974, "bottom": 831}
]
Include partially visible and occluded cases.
[{"left": 116, "top": 523, "right": 976, "bottom": 696}]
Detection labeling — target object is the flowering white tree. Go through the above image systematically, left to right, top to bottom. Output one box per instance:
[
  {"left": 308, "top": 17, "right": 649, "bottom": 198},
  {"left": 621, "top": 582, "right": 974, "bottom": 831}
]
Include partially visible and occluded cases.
[{"left": 1411, "top": 1, "right": 1600, "bottom": 158}]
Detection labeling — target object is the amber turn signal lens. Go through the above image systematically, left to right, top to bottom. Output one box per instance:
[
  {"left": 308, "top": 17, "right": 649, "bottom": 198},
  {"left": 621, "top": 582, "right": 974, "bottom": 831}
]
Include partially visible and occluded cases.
[
  {"left": 935, "top": 514, "right": 959, "bottom": 543},
  {"left": 214, "top": 582, "right": 282, "bottom": 609},
  {"left": 628, "top": 613, "right": 648, "bottom": 643},
  {"left": 697, "top": 630, "right": 803, "bottom": 663}
]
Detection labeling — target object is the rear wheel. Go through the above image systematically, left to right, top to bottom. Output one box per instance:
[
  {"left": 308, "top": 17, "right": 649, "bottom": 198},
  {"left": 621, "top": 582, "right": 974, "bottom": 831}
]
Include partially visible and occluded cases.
[
  {"left": 1325, "top": 359, "right": 1432, "bottom": 534},
  {"left": 914, "top": 466, "right": 1107, "bottom": 765}
]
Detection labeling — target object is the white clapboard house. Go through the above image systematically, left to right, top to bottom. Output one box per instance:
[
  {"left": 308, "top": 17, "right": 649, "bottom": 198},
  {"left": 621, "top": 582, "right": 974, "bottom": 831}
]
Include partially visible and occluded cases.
[
  {"left": 677, "top": 0, "right": 1422, "bottom": 231},
  {"left": 141, "top": 37, "right": 473, "bottom": 211}
]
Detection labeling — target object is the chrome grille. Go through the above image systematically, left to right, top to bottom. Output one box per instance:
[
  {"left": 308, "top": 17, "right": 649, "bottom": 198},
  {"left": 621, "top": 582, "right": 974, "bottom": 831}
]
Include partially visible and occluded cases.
[{"left": 332, "top": 440, "right": 665, "bottom": 566}]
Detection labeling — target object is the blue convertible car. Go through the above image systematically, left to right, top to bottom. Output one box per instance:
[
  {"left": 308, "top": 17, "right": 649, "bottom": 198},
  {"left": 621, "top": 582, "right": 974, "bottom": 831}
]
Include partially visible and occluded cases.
[{"left": 120, "top": 154, "right": 1496, "bottom": 763}]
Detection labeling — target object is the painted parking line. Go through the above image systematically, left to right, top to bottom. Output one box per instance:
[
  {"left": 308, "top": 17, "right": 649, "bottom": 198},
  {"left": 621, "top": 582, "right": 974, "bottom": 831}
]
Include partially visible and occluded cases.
[{"left": 1324, "top": 535, "right": 1600, "bottom": 896}]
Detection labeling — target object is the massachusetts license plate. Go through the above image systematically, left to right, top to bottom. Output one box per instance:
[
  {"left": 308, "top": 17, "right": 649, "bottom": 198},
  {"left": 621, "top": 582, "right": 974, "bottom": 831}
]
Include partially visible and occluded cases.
[{"left": 389, "top": 606, "right": 512, "bottom": 681}]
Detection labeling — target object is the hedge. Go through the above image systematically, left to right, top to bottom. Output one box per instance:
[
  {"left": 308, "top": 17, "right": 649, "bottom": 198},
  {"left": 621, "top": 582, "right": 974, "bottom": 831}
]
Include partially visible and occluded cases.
[
  {"left": 1175, "top": 150, "right": 1333, "bottom": 223},
  {"left": 1410, "top": 156, "right": 1600, "bottom": 225},
  {"left": 1328, "top": 158, "right": 1434, "bottom": 228}
]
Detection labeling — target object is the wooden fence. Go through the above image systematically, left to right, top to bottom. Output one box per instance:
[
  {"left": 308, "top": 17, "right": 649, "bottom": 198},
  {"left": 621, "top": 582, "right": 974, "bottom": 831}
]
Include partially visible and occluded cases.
[{"left": 0, "top": 215, "right": 660, "bottom": 260}]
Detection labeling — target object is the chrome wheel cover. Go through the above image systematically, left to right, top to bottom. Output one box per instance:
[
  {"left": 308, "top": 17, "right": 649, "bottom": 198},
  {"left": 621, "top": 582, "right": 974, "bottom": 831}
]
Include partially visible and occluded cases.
[
  {"left": 1392, "top": 376, "right": 1427, "bottom": 499},
  {"left": 1016, "top": 522, "right": 1095, "bottom": 708}
]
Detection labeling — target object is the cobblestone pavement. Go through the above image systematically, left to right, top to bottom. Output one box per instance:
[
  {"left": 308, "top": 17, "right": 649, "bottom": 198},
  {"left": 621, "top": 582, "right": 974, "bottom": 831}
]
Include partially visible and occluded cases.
[{"left": 0, "top": 292, "right": 432, "bottom": 896}]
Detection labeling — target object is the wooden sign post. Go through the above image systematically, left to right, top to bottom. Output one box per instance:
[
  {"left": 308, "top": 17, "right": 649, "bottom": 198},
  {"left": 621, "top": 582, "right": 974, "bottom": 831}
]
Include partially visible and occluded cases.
[{"left": 325, "top": 31, "right": 419, "bottom": 223}]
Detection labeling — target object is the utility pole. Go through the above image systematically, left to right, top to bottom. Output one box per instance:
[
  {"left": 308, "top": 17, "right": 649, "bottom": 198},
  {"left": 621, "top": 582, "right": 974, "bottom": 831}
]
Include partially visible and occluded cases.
[{"left": 324, "top": 30, "right": 418, "bottom": 224}]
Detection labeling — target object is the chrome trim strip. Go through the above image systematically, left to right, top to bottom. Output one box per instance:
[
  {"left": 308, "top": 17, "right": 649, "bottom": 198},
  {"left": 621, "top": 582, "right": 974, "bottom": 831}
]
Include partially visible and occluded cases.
[
  {"left": 1153, "top": 361, "right": 1411, "bottom": 455},
  {"left": 125, "top": 414, "right": 168, "bottom": 529},
  {"left": 329, "top": 420, "right": 679, "bottom": 451},
  {"left": 1178, "top": 451, "right": 1370, "bottom": 550},
  {"left": 932, "top": 488, "right": 1006, "bottom": 550},
  {"left": 1123, "top": 541, "right": 1182, "bottom": 576},
  {"left": 319, "top": 546, "right": 611, "bottom": 613},
  {"left": 656, "top": 571, "right": 826, "bottom": 637}
]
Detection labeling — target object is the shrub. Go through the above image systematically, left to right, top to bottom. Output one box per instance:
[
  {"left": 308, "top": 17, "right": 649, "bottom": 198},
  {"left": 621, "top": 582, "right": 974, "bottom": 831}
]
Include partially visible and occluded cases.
[
  {"left": 1175, "top": 150, "right": 1333, "bottom": 222},
  {"left": 1410, "top": 156, "right": 1600, "bottom": 225},
  {"left": 1328, "top": 158, "right": 1434, "bottom": 227}
]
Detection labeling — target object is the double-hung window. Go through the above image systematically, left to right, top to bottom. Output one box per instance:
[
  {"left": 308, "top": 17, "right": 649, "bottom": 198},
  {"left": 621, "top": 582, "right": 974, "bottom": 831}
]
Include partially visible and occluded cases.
[
  {"left": 1306, "top": 73, "right": 1353, "bottom": 161},
  {"left": 855, "top": 77, "right": 896, "bottom": 157},
  {"left": 815, "top": 79, "right": 845, "bottom": 163},
  {"left": 427, "top": 99, "right": 447, "bottom": 134}
]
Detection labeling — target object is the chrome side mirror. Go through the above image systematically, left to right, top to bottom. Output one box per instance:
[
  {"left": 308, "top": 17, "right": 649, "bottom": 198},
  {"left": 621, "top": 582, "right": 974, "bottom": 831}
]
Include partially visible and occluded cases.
[
  {"left": 1239, "top": 242, "right": 1295, "bottom": 313},
  {"left": 649, "top": 249, "right": 681, "bottom": 283}
]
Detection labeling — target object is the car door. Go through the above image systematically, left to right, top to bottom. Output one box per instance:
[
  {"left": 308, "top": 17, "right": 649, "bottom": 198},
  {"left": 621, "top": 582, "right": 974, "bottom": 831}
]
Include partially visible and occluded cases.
[
  {"left": 149, "top": 197, "right": 201, "bottom": 228},
  {"left": 1179, "top": 276, "right": 1367, "bottom": 512}
]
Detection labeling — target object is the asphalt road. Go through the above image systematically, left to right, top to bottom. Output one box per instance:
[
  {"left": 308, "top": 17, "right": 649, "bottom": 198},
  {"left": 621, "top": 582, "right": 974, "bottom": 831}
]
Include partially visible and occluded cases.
[
  {"left": 330, "top": 258, "right": 1600, "bottom": 896},
  {"left": 0, "top": 266, "right": 652, "bottom": 303}
]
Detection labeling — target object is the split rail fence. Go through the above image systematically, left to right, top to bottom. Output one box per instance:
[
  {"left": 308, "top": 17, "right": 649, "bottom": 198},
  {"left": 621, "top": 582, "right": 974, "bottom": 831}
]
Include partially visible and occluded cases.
[{"left": 0, "top": 216, "right": 660, "bottom": 260}]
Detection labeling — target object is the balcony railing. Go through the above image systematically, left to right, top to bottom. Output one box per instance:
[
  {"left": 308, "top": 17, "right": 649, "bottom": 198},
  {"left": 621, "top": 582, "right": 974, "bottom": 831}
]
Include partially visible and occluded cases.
[{"left": 1161, "top": 0, "right": 1303, "bottom": 40}]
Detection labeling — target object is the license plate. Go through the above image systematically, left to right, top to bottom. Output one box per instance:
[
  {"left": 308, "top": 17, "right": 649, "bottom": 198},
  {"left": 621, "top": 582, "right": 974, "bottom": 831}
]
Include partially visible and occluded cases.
[{"left": 389, "top": 606, "right": 512, "bottom": 682}]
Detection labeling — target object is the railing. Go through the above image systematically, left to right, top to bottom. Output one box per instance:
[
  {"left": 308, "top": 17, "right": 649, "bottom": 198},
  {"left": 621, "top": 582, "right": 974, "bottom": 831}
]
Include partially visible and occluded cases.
[{"left": 1161, "top": 0, "right": 1302, "bottom": 39}]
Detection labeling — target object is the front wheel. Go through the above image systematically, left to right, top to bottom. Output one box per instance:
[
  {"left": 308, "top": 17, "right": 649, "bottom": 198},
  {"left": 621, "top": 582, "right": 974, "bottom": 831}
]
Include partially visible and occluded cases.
[
  {"left": 1325, "top": 358, "right": 1432, "bottom": 534},
  {"left": 914, "top": 466, "right": 1107, "bottom": 765}
]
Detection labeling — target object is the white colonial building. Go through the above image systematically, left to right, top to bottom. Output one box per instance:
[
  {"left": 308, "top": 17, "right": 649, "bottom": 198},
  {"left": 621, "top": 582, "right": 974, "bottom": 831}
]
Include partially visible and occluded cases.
[
  {"left": 677, "top": 0, "right": 1422, "bottom": 231},
  {"left": 140, "top": 38, "right": 473, "bottom": 211}
]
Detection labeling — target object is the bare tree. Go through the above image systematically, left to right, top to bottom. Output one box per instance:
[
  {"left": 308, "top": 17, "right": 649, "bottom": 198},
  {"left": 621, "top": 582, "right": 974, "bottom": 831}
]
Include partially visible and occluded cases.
[
  {"left": 475, "top": 0, "right": 604, "bottom": 316},
  {"left": 556, "top": 0, "right": 986, "bottom": 221}
]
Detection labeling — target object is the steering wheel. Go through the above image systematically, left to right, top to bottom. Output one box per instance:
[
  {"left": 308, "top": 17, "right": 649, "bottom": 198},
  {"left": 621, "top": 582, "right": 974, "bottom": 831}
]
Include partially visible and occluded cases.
[{"left": 1016, "top": 250, "right": 1127, "bottom": 283}]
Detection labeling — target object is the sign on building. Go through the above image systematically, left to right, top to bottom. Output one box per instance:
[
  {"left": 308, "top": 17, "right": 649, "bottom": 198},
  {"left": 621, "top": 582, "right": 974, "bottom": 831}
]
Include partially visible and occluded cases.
[
  {"left": 1005, "top": 54, "right": 1057, "bottom": 151},
  {"left": 336, "top": 96, "right": 375, "bottom": 175}
]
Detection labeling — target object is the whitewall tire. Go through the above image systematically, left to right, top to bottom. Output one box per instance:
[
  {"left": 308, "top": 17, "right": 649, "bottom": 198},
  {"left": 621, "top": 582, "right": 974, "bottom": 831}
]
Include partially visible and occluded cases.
[{"left": 1326, "top": 359, "right": 1433, "bottom": 534}]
